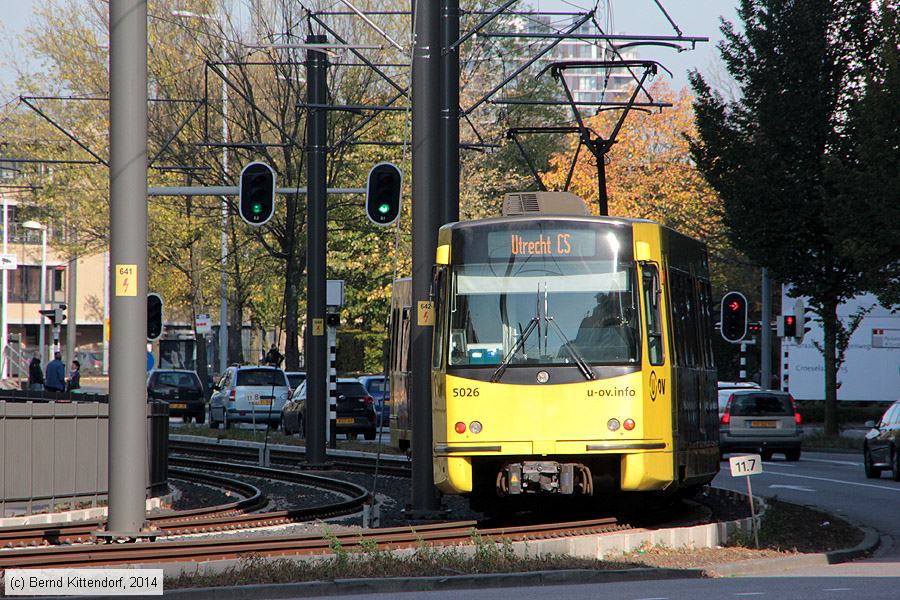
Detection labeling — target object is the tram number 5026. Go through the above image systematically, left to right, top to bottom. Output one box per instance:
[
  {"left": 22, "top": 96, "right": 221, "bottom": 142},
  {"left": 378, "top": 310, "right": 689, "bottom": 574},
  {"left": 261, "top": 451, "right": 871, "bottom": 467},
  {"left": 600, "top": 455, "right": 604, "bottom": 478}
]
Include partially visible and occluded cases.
[
  {"left": 451, "top": 388, "right": 480, "bottom": 397},
  {"left": 729, "top": 454, "right": 763, "bottom": 477}
]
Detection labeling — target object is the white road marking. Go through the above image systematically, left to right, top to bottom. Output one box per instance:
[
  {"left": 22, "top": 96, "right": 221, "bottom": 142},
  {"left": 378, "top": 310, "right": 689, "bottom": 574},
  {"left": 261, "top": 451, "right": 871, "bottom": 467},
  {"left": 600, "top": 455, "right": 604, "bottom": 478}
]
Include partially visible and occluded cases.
[
  {"left": 801, "top": 457, "right": 862, "bottom": 467},
  {"left": 759, "top": 469, "right": 900, "bottom": 492},
  {"left": 769, "top": 484, "right": 815, "bottom": 492},
  {"left": 822, "top": 589, "right": 853, "bottom": 592},
  {"left": 734, "top": 593, "right": 766, "bottom": 597},
  {"left": 633, "top": 597, "right": 669, "bottom": 600}
]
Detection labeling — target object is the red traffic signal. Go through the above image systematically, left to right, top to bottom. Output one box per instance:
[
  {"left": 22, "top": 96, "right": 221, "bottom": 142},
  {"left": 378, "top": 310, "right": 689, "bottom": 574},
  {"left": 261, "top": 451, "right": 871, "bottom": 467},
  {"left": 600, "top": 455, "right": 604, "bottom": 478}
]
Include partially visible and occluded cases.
[{"left": 720, "top": 291, "right": 748, "bottom": 343}]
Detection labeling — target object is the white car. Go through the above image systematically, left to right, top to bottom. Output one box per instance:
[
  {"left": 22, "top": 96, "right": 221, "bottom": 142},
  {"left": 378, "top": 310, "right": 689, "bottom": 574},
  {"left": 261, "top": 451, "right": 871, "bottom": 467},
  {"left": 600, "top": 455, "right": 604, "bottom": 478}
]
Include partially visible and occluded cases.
[{"left": 208, "top": 366, "right": 290, "bottom": 429}]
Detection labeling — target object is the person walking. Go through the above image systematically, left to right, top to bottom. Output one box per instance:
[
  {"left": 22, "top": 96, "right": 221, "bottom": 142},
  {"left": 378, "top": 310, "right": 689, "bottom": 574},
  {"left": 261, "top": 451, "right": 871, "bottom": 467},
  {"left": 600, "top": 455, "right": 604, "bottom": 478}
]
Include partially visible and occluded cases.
[
  {"left": 45, "top": 352, "right": 66, "bottom": 393},
  {"left": 28, "top": 354, "right": 44, "bottom": 391},
  {"left": 66, "top": 360, "right": 81, "bottom": 392}
]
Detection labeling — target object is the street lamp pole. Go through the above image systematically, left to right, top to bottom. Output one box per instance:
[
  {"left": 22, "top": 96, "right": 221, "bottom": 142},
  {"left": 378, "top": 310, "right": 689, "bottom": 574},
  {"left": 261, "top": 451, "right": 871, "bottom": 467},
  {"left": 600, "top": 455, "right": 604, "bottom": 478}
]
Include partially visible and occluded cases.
[{"left": 1, "top": 194, "right": 8, "bottom": 379}]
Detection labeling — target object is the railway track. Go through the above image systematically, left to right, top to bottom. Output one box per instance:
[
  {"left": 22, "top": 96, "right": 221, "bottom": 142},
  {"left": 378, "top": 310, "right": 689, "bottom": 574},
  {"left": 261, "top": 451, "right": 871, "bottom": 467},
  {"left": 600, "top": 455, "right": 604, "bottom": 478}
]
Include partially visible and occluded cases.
[
  {"left": 168, "top": 436, "right": 412, "bottom": 477},
  {"left": 0, "top": 457, "right": 369, "bottom": 549},
  {"left": 0, "top": 517, "right": 626, "bottom": 568}
]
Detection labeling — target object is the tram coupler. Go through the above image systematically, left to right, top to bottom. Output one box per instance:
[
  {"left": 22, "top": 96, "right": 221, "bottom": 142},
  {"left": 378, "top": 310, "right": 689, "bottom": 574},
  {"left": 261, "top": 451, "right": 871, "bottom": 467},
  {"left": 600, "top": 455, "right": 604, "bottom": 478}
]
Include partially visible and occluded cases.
[{"left": 500, "top": 461, "right": 591, "bottom": 495}]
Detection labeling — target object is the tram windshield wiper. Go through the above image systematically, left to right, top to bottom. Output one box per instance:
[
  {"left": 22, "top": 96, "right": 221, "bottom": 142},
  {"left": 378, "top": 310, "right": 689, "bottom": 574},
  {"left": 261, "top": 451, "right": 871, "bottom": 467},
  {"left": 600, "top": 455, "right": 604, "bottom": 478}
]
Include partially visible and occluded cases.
[
  {"left": 491, "top": 316, "right": 540, "bottom": 383},
  {"left": 545, "top": 316, "right": 595, "bottom": 381}
]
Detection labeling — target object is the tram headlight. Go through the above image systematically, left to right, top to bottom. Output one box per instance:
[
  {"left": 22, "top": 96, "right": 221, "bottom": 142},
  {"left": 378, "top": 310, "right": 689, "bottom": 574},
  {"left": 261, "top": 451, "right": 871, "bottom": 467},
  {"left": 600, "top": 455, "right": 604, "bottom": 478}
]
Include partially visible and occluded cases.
[
  {"left": 607, "top": 418, "right": 621, "bottom": 431},
  {"left": 623, "top": 418, "right": 635, "bottom": 431},
  {"left": 454, "top": 421, "right": 466, "bottom": 434},
  {"left": 469, "top": 421, "right": 482, "bottom": 434}
]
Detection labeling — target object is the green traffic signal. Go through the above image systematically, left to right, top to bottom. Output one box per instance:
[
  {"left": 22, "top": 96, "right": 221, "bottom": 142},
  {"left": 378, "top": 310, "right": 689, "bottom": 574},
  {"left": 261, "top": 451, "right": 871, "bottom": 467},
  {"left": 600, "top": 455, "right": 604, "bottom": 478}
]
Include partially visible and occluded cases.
[
  {"left": 252, "top": 202, "right": 263, "bottom": 215},
  {"left": 378, "top": 203, "right": 390, "bottom": 214}
]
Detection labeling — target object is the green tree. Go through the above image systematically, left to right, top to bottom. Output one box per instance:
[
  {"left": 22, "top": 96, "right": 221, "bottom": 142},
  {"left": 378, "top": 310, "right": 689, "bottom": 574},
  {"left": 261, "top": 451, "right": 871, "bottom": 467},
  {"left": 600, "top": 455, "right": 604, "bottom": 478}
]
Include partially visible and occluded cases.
[{"left": 689, "top": 0, "right": 899, "bottom": 434}]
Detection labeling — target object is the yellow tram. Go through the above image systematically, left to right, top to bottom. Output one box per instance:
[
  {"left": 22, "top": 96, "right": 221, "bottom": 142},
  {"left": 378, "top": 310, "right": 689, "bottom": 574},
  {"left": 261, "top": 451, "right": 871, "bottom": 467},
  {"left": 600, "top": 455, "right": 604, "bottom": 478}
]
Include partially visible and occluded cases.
[{"left": 393, "top": 193, "right": 719, "bottom": 510}]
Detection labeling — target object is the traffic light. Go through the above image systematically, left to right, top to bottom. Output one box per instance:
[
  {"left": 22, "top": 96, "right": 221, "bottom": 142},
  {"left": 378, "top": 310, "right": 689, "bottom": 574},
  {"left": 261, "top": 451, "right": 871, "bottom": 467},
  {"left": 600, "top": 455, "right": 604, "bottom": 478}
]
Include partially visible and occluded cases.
[
  {"left": 239, "top": 162, "right": 276, "bottom": 226},
  {"left": 365, "top": 162, "right": 402, "bottom": 226},
  {"left": 720, "top": 291, "right": 748, "bottom": 343},
  {"left": 147, "top": 293, "right": 163, "bottom": 341},
  {"left": 794, "top": 298, "right": 813, "bottom": 343},
  {"left": 55, "top": 303, "right": 66, "bottom": 325},
  {"left": 781, "top": 315, "right": 797, "bottom": 338}
]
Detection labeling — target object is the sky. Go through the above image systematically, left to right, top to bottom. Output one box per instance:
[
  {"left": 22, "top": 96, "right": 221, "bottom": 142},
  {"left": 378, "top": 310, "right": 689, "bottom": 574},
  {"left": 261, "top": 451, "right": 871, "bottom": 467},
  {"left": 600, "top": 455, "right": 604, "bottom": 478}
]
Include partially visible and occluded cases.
[{"left": 0, "top": 0, "right": 741, "bottom": 99}]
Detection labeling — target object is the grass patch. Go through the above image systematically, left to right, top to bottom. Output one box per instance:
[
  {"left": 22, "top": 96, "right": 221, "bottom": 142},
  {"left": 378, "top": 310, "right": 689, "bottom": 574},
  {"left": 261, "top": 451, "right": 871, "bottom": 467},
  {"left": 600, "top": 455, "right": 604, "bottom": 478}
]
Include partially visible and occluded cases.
[
  {"left": 802, "top": 433, "right": 864, "bottom": 451},
  {"left": 727, "top": 499, "right": 864, "bottom": 553},
  {"left": 165, "top": 533, "right": 637, "bottom": 589}
]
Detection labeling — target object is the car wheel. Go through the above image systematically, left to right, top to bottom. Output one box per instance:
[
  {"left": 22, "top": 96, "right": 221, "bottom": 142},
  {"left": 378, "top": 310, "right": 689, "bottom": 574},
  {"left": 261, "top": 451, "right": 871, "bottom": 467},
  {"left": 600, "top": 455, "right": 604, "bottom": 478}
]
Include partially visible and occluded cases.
[
  {"left": 195, "top": 410, "right": 206, "bottom": 425},
  {"left": 299, "top": 416, "right": 306, "bottom": 439},
  {"left": 364, "top": 428, "right": 376, "bottom": 441},
  {"left": 864, "top": 446, "right": 881, "bottom": 479},
  {"left": 892, "top": 447, "right": 900, "bottom": 482},
  {"left": 785, "top": 448, "right": 801, "bottom": 462}
]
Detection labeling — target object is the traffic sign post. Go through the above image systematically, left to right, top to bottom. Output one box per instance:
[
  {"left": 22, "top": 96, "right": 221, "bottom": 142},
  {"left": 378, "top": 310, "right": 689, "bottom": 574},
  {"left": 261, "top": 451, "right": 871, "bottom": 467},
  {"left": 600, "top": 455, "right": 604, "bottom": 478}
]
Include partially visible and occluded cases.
[{"left": 729, "top": 454, "right": 763, "bottom": 548}]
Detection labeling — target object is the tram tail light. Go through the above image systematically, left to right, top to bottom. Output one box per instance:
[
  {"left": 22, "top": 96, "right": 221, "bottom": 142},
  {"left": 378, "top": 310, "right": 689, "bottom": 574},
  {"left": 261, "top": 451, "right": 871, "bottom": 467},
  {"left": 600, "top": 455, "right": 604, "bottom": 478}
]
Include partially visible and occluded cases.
[
  {"left": 623, "top": 419, "right": 635, "bottom": 431},
  {"left": 454, "top": 421, "right": 466, "bottom": 434},
  {"left": 469, "top": 421, "right": 483, "bottom": 434}
]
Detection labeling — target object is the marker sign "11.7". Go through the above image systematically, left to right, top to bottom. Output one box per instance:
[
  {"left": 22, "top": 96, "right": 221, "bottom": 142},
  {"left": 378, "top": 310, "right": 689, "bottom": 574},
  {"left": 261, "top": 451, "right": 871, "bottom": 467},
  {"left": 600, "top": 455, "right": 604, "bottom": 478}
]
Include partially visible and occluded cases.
[{"left": 729, "top": 454, "right": 763, "bottom": 477}]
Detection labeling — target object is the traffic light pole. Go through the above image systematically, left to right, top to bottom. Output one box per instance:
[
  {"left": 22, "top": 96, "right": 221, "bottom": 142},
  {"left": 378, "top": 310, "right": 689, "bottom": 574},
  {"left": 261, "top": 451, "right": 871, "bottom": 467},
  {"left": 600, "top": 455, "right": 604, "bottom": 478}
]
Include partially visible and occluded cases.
[
  {"left": 103, "top": 0, "right": 149, "bottom": 538},
  {"left": 410, "top": 0, "right": 443, "bottom": 517},
  {"left": 305, "top": 34, "right": 329, "bottom": 467},
  {"left": 67, "top": 230, "right": 77, "bottom": 368},
  {"left": 760, "top": 268, "right": 772, "bottom": 389}
]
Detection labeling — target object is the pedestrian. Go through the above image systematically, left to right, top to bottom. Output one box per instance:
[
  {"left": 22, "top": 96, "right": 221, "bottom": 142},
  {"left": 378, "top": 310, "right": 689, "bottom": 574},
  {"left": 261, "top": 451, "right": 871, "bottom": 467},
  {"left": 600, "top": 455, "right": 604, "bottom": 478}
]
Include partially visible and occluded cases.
[
  {"left": 264, "top": 344, "right": 283, "bottom": 368},
  {"left": 45, "top": 351, "right": 66, "bottom": 393},
  {"left": 28, "top": 354, "right": 44, "bottom": 391},
  {"left": 66, "top": 360, "right": 81, "bottom": 392}
]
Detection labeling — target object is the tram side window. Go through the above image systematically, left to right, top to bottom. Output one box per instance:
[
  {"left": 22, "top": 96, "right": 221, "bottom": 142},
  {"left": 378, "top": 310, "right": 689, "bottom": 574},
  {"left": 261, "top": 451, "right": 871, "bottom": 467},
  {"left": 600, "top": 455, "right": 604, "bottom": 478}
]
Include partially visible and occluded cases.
[
  {"left": 642, "top": 265, "right": 665, "bottom": 365},
  {"left": 432, "top": 267, "right": 447, "bottom": 369},
  {"left": 670, "top": 270, "right": 702, "bottom": 368}
]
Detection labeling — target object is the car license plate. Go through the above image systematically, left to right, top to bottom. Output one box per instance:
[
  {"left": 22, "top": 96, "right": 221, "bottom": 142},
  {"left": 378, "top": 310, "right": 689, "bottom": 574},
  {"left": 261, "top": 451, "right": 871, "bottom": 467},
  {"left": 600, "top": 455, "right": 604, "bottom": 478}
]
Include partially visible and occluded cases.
[
  {"left": 253, "top": 399, "right": 272, "bottom": 406},
  {"left": 170, "top": 403, "right": 187, "bottom": 409},
  {"left": 337, "top": 417, "right": 354, "bottom": 424},
  {"left": 750, "top": 420, "right": 776, "bottom": 428}
]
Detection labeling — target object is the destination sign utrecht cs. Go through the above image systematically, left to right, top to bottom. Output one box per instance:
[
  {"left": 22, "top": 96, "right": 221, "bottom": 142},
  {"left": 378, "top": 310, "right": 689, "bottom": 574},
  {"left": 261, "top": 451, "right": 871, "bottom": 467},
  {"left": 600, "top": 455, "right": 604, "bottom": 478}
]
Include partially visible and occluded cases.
[{"left": 487, "top": 229, "right": 597, "bottom": 259}]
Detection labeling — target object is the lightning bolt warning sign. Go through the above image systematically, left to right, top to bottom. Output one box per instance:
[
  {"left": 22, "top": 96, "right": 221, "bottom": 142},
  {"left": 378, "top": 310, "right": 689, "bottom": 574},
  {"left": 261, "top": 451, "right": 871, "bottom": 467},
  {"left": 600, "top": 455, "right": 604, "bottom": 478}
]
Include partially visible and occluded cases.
[{"left": 115, "top": 264, "right": 138, "bottom": 297}]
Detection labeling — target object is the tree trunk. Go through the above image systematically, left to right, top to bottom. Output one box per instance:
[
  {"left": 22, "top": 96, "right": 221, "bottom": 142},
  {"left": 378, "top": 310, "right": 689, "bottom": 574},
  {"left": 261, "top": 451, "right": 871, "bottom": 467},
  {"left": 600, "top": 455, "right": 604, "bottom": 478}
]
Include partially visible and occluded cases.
[{"left": 822, "top": 299, "right": 840, "bottom": 436}]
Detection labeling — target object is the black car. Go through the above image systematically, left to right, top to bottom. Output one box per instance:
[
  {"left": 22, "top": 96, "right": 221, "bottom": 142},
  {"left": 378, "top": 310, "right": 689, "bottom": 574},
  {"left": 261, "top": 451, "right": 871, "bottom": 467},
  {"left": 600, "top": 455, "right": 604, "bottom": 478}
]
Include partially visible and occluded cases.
[
  {"left": 147, "top": 369, "right": 206, "bottom": 424},
  {"left": 282, "top": 378, "right": 377, "bottom": 440},
  {"left": 864, "top": 400, "right": 900, "bottom": 480}
]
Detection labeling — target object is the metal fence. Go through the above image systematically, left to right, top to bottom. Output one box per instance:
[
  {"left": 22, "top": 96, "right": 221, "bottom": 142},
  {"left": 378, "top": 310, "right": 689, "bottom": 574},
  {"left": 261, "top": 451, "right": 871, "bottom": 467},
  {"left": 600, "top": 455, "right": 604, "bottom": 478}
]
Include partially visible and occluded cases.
[{"left": 0, "top": 398, "right": 168, "bottom": 517}]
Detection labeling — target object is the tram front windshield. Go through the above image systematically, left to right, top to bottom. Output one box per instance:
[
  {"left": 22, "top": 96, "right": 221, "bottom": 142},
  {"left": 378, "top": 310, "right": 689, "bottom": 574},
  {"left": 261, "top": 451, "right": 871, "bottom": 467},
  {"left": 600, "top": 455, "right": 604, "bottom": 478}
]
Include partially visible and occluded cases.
[{"left": 448, "top": 228, "right": 639, "bottom": 367}]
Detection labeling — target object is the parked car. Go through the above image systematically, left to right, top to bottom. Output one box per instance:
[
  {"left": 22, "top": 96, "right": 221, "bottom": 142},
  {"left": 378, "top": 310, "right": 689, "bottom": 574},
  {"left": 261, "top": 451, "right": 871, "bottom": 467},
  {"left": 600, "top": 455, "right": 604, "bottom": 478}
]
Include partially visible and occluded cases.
[
  {"left": 76, "top": 350, "right": 103, "bottom": 374},
  {"left": 208, "top": 366, "right": 290, "bottom": 429},
  {"left": 146, "top": 369, "right": 205, "bottom": 424},
  {"left": 285, "top": 371, "right": 306, "bottom": 392},
  {"left": 358, "top": 374, "right": 389, "bottom": 426},
  {"left": 282, "top": 378, "right": 377, "bottom": 440},
  {"left": 717, "top": 381, "right": 760, "bottom": 417},
  {"left": 719, "top": 389, "right": 802, "bottom": 461},
  {"left": 863, "top": 400, "right": 900, "bottom": 480}
]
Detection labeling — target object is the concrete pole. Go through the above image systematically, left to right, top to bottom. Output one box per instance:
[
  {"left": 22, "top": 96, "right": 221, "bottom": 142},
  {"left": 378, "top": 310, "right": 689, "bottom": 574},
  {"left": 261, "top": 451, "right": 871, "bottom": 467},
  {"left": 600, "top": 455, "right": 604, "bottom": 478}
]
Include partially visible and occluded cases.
[
  {"left": 106, "top": 0, "right": 148, "bottom": 536},
  {"left": 411, "top": 0, "right": 442, "bottom": 515},
  {"left": 441, "top": 0, "right": 460, "bottom": 225},
  {"left": 305, "top": 34, "right": 328, "bottom": 466},
  {"left": 1, "top": 194, "right": 7, "bottom": 379},
  {"left": 38, "top": 229, "right": 46, "bottom": 365},
  {"left": 66, "top": 231, "right": 77, "bottom": 368},
  {"left": 102, "top": 251, "right": 109, "bottom": 375},
  {"left": 760, "top": 268, "right": 772, "bottom": 390}
]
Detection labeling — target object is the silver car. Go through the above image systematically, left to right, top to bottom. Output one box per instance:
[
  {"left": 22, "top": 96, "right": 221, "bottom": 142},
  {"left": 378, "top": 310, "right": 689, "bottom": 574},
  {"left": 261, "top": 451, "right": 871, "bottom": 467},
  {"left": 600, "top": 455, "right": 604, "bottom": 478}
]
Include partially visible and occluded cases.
[
  {"left": 208, "top": 366, "right": 290, "bottom": 429},
  {"left": 720, "top": 390, "right": 802, "bottom": 461}
]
